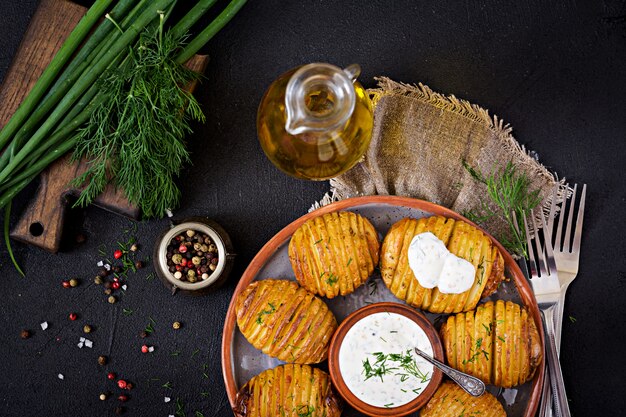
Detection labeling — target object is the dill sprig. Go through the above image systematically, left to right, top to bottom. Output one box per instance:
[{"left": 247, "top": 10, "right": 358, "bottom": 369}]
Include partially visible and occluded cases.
[
  {"left": 71, "top": 12, "right": 205, "bottom": 218},
  {"left": 462, "top": 160, "right": 541, "bottom": 257}
]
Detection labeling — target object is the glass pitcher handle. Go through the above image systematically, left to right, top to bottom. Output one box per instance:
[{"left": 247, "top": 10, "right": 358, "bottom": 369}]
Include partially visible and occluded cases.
[{"left": 343, "top": 64, "right": 361, "bottom": 82}]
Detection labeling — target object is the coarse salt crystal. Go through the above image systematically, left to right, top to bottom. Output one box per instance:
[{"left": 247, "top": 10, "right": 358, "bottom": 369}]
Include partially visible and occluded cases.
[
  {"left": 166, "top": 208, "right": 173, "bottom": 218},
  {"left": 97, "top": 261, "right": 104, "bottom": 267},
  {"left": 105, "top": 264, "right": 111, "bottom": 271},
  {"left": 122, "top": 285, "right": 127, "bottom": 291},
  {"left": 40, "top": 322, "right": 48, "bottom": 330},
  {"left": 80, "top": 337, "right": 86, "bottom": 342},
  {"left": 85, "top": 339, "right": 93, "bottom": 348},
  {"left": 77, "top": 342, "right": 84, "bottom": 348},
  {"left": 148, "top": 346, "right": 155, "bottom": 353},
  {"left": 58, "top": 373, "right": 64, "bottom": 380},
  {"left": 164, "top": 397, "right": 171, "bottom": 403}
]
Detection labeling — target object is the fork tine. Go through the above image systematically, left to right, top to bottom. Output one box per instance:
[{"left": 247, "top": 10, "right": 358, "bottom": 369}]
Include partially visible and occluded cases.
[
  {"left": 554, "top": 183, "right": 568, "bottom": 251},
  {"left": 563, "top": 183, "right": 578, "bottom": 252},
  {"left": 572, "top": 184, "right": 586, "bottom": 254},
  {"left": 539, "top": 207, "right": 558, "bottom": 274},
  {"left": 530, "top": 210, "right": 548, "bottom": 277},
  {"left": 523, "top": 213, "right": 538, "bottom": 278}
]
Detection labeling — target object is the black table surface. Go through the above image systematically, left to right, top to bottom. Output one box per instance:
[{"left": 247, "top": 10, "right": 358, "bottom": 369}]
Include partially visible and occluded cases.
[{"left": 1, "top": 1, "right": 625, "bottom": 416}]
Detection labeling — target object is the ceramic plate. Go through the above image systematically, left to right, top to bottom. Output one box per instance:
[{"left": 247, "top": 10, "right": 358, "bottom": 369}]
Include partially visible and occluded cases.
[{"left": 221, "top": 196, "right": 543, "bottom": 416}]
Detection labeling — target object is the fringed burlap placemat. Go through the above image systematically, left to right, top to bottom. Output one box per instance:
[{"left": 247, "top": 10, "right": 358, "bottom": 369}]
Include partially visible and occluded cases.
[{"left": 313, "top": 77, "right": 567, "bottom": 245}]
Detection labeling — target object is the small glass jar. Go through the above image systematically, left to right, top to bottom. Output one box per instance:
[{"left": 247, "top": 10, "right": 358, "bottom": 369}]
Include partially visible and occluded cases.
[{"left": 257, "top": 63, "right": 373, "bottom": 180}]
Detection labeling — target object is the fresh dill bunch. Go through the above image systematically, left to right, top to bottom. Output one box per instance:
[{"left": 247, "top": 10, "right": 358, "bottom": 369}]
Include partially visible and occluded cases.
[
  {"left": 72, "top": 12, "right": 205, "bottom": 218},
  {"left": 462, "top": 160, "right": 541, "bottom": 258}
]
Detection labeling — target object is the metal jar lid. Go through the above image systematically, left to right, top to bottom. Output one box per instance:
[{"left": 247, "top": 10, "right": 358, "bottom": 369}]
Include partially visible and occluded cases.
[{"left": 153, "top": 217, "right": 235, "bottom": 295}]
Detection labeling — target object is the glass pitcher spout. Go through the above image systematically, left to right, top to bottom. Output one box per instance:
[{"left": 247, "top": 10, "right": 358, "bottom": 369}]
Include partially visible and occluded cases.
[{"left": 284, "top": 63, "right": 361, "bottom": 135}]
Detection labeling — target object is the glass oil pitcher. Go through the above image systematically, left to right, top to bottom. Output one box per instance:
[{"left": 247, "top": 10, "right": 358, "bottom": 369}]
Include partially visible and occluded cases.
[{"left": 257, "top": 63, "right": 373, "bottom": 180}]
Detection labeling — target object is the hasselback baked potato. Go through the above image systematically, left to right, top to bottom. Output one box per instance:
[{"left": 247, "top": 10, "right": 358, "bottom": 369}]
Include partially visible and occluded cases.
[
  {"left": 289, "top": 211, "right": 380, "bottom": 298},
  {"left": 380, "top": 216, "right": 505, "bottom": 313},
  {"left": 235, "top": 279, "right": 337, "bottom": 364},
  {"left": 441, "top": 300, "right": 542, "bottom": 388},
  {"left": 233, "top": 364, "right": 342, "bottom": 417},
  {"left": 420, "top": 380, "right": 506, "bottom": 417}
]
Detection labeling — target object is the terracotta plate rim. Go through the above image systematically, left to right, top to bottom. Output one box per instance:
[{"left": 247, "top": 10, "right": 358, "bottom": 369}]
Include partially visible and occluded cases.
[{"left": 221, "top": 195, "right": 544, "bottom": 416}]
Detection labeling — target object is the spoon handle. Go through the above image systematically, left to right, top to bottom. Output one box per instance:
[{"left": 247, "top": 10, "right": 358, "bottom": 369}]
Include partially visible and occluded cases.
[{"left": 414, "top": 347, "right": 486, "bottom": 397}]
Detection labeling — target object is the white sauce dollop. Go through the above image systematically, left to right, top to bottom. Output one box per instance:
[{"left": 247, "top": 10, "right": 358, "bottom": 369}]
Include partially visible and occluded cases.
[
  {"left": 407, "top": 232, "right": 475, "bottom": 294},
  {"left": 338, "top": 312, "right": 434, "bottom": 408}
]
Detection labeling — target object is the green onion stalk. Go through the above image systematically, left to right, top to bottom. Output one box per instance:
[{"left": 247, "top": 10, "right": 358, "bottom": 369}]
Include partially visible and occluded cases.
[{"left": 0, "top": 0, "right": 248, "bottom": 273}]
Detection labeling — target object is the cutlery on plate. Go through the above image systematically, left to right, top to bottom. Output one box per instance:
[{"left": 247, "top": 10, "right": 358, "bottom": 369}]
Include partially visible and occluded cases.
[
  {"left": 522, "top": 208, "right": 571, "bottom": 417},
  {"left": 413, "top": 347, "right": 485, "bottom": 397}
]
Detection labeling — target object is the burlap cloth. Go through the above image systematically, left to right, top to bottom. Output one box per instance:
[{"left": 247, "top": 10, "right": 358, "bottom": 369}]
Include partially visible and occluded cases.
[{"left": 313, "top": 77, "right": 567, "bottom": 244}]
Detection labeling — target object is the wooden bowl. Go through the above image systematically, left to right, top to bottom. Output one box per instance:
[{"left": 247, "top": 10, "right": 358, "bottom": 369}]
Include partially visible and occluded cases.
[{"left": 328, "top": 302, "right": 444, "bottom": 416}]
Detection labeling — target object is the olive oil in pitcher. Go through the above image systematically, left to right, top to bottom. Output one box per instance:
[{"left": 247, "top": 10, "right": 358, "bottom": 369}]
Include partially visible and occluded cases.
[{"left": 257, "top": 63, "right": 373, "bottom": 180}]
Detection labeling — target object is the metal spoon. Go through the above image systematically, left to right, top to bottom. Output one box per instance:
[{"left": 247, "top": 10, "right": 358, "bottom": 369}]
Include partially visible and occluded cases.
[{"left": 414, "top": 347, "right": 486, "bottom": 397}]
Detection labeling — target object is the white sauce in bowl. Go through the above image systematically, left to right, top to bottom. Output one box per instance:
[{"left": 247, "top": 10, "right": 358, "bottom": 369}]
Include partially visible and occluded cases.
[{"left": 338, "top": 312, "right": 434, "bottom": 408}]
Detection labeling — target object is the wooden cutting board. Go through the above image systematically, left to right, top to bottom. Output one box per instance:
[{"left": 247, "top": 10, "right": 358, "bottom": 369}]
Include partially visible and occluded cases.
[{"left": 0, "top": 0, "right": 208, "bottom": 253}]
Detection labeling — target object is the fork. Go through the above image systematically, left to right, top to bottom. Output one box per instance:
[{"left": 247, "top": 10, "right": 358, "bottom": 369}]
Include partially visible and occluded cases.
[
  {"left": 547, "top": 183, "right": 587, "bottom": 349},
  {"left": 539, "top": 184, "right": 586, "bottom": 417},
  {"left": 523, "top": 209, "right": 571, "bottom": 417}
]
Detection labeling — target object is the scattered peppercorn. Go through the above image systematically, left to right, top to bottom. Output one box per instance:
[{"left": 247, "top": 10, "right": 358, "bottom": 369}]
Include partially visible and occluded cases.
[
  {"left": 75, "top": 233, "right": 86, "bottom": 244},
  {"left": 130, "top": 243, "right": 138, "bottom": 252},
  {"left": 114, "top": 250, "right": 123, "bottom": 259},
  {"left": 135, "top": 260, "right": 143, "bottom": 269},
  {"left": 111, "top": 266, "right": 121, "bottom": 273},
  {"left": 98, "top": 268, "right": 110, "bottom": 277},
  {"left": 94, "top": 276, "right": 103, "bottom": 285},
  {"left": 69, "top": 278, "right": 79, "bottom": 287},
  {"left": 62, "top": 280, "right": 71, "bottom": 288},
  {"left": 104, "top": 281, "right": 112, "bottom": 289},
  {"left": 111, "top": 281, "right": 120, "bottom": 290},
  {"left": 104, "top": 288, "right": 113, "bottom": 296},
  {"left": 108, "top": 295, "right": 117, "bottom": 304},
  {"left": 69, "top": 313, "right": 78, "bottom": 321},
  {"left": 172, "top": 321, "right": 181, "bottom": 330},
  {"left": 83, "top": 325, "right": 92, "bottom": 333},
  {"left": 20, "top": 329, "right": 31, "bottom": 339},
  {"left": 140, "top": 331, "right": 148, "bottom": 338},
  {"left": 141, "top": 345, "right": 149, "bottom": 353},
  {"left": 98, "top": 355, "right": 108, "bottom": 366},
  {"left": 107, "top": 372, "right": 116, "bottom": 380},
  {"left": 117, "top": 380, "right": 127, "bottom": 389},
  {"left": 125, "top": 382, "right": 133, "bottom": 390},
  {"left": 99, "top": 393, "right": 108, "bottom": 401},
  {"left": 115, "top": 406, "right": 126, "bottom": 415}
]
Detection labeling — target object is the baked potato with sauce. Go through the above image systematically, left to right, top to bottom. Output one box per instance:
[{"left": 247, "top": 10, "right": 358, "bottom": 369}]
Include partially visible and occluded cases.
[
  {"left": 289, "top": 211, "right": 380, "bottom": 298},
  {"left": 380, "top": 216, "right": 504, "bottom": 313},
  {"left": 235, "top": 279, "right": 337, "bottom": 364},
  {"left": 441, "top": 300, "right": 542, "bottom": 388},
  {"left": 233, "top": 364, "right": 342, "bottom": 417},
  {"left": 420, "top": 380, "right": 506, "bottom": 417}
]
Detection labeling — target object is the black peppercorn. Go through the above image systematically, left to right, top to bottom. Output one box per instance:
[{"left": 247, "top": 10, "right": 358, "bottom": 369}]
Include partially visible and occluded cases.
[
  {"left": 135, "top": 261, "right": 143, "bottom": 269},
  {"left": 112, "top": 266, "right": 121, "bottom": 273},
  {"left": 169, "top": 266, "right": 176, "bottom": 273},
  {"left": 98, "top": 268, "right": 110, "bottom": 277},
  {"left": 104, "top": 281, "right": 112, "bottom": 289},
  {"left": 20, "top": 329, "right": 31, "bottom": 339},
  {"left": 140, "top": 331, "right": 148, "bottom": 338},
  {"left": 98, "top": 355, "right": 108, "bottom": 366},
  {"left": 115, "top": 406, "right": 125, "bottom": 415}
]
